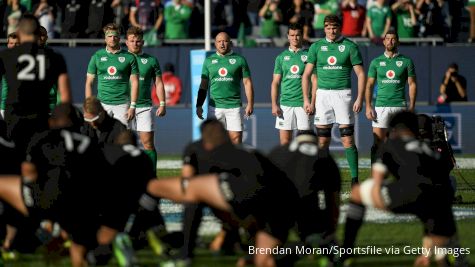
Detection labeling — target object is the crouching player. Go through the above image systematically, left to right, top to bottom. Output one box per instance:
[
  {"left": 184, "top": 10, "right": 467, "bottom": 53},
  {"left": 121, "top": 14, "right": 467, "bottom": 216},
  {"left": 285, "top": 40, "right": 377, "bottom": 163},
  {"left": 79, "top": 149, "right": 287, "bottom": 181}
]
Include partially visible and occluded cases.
[
  {"left": 341, "top": 111, "right": 468, "bottom": 267},
  {"left": 147, "top": 119, "right": 299, "bottom": 267},
  {"left": 268, "top": 131, "right": 341, "bottom": 265}
]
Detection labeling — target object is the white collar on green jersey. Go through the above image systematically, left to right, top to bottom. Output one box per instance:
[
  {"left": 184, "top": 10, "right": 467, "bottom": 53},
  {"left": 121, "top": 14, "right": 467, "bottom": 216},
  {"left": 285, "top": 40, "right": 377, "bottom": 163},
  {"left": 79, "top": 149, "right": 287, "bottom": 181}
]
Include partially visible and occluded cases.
[
  {"left": 325, "top": 36, "right": 344, "bottom": 43},
  {"left": 106, "top": 47, "right": 122, "bottom": 54},
  {"left": 288, "top": 47, "right": 302, "bottom": 53},
  {"left": 216, "top": 50, "right": 234, "bottom": 57},
  {"left": 384, "top": 52, "right": 399, "bottom": 58}
]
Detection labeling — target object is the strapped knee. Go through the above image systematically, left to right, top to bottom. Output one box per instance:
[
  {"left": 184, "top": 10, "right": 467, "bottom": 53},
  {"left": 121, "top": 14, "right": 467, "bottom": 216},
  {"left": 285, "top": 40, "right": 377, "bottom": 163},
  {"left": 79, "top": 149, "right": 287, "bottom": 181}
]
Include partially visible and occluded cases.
[
  {"left": 339, "top": 126, "right": 354, "bottom": 137},
  {"left": 317, "top": 128, "right": 332, "bottom": 138}
]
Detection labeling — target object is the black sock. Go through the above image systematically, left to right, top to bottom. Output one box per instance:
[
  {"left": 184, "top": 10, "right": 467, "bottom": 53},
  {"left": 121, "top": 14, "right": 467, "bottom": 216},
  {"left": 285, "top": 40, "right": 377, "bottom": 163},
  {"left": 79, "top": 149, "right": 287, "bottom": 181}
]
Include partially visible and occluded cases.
[{"left": 343, "top": 202, "right": 365, "bottom": 254}]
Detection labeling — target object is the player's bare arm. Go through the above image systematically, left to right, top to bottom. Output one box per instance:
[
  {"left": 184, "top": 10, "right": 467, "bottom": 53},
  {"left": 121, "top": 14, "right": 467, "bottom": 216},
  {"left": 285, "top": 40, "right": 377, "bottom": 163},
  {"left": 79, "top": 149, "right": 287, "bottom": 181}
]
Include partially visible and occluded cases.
[
  {"left": 302, "top": 63, "right": 314, "bottom": 114},
  {"left": 353, "top": 64, "right": 365, "bottom": 113},
  {"left": 58, "top": 73, "right": 72, "bottom": 103},
  {"left": 128, "top": 73, "right": 139, "bottom": 121},
  {"left": 309, "top": 73, "right": 317, "bottom": 115},
  {"left": 85, "top": 74, "right": 95, "bottom": 98},
  {"left": 270, "top": 74, "right": 282, "bottom": 117},
  {"left": 155, "top": 76, "right": 166, "bottom": 117},
  {"left": 408, "top": 76, "right": 417, "bottom": 112},
  {"left": 243, "top": 77, "right": 254, "bottom": 117},
  {"left": 365, "top": 77, "right": 376, "bottom": 120}
]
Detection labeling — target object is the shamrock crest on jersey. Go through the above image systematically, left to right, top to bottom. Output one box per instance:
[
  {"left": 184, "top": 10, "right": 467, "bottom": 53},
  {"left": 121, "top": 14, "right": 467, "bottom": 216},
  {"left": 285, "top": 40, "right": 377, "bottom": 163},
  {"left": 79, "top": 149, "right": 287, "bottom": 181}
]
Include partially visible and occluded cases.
[
  {"left": 118, "top": 57, "right": 125, "bottom": 63},
  {"left": 141, "top": 58, "right": 148, "bottom": 64}
]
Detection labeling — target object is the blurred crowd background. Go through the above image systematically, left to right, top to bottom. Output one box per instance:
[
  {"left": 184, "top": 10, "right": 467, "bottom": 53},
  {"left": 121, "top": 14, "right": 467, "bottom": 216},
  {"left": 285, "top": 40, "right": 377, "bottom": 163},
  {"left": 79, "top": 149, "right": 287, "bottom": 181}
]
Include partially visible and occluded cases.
[{"left": 1, "top": 0, "right": 474, "bottom": 45}]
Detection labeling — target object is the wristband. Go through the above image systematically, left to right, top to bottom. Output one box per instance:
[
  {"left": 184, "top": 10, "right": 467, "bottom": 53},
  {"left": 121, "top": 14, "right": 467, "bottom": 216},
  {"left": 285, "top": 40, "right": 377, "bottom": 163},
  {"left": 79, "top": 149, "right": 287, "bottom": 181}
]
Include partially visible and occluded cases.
[
  {"left": 160, "top": 101, "right": 166, "bottom": 107},
  {"left": 130, "top": 102, "right": 137, "bottom": 108}
]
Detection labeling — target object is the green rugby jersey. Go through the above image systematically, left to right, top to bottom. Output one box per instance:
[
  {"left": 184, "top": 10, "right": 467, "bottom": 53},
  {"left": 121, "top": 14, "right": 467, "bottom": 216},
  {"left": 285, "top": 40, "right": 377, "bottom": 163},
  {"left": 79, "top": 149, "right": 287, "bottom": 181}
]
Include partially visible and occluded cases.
[
  {"left": 307, "top": 37, "right": 363, "bottom": 90},
  {"left": 87, "top": 48, "right": 138, "bottom": 105},
  {"left": 273, "top": 48, "right": 314, "bottom": 107},
  {"left": 201, "top": 51, "right": 251, "bottom": 108},
  {"left": 134, "top": 53, "right": 162, "bottom": 108},
  {"left": 368, "top": 53, "right": 416, "bottom": 107},
  {"left": 1, "top": 75, "right": 7, "bottom": 110}
]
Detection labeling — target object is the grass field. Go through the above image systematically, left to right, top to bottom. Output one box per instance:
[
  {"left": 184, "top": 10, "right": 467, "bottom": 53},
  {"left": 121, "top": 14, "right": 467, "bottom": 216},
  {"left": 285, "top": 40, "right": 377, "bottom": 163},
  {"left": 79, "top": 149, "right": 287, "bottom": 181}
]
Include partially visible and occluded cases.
[{"left": 3, "top": 162, "right": 475, "bottom": 267}]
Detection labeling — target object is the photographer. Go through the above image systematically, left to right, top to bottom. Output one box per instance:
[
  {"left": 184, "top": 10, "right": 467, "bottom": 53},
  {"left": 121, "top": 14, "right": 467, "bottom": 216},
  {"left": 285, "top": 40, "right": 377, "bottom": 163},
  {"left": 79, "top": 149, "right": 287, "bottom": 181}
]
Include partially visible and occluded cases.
[{"left": 438, "top": 63, "right": 467, "bottom": 103}]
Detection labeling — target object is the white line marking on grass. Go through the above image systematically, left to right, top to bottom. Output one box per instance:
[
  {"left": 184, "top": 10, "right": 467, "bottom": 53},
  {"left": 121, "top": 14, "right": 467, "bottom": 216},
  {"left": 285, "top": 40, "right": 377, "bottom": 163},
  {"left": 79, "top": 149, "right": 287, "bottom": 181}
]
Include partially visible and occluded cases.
[
  {"left": 158, "top": 158, "right": 475, "bottom": 170},
  {"left": 159, "top": 200, "right": 475, "bottom": 235}
]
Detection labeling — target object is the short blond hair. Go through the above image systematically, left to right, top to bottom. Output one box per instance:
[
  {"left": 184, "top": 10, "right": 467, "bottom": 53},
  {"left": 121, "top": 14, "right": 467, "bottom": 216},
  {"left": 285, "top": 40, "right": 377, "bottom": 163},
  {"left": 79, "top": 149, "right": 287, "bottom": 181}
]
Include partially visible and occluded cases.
[
  {"left": 103, "top": 23, "right": 120, "bottom": 35},
  {"left": 126, "top": 26, "right": 143, "bottom": 39}
]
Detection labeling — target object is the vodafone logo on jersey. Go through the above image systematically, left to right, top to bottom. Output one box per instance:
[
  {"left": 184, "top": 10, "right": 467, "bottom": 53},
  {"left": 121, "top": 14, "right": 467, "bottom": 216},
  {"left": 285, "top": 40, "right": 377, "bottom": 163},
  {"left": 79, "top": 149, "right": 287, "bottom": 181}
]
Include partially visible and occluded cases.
[
  {"left": 327, "top": 56, "right": 337, "bottom": 65},
  {"left": 290, "top": 65, "right": 299, "bottom": 74},
  {"left": 107, "top": 66, "right": 117, "bottom": 75},
  {"left": 218, "top": 67, "right": 228, "bottom": 77},
  {"left": 386, "top": 70, "right": 395, "bottom": 79}
]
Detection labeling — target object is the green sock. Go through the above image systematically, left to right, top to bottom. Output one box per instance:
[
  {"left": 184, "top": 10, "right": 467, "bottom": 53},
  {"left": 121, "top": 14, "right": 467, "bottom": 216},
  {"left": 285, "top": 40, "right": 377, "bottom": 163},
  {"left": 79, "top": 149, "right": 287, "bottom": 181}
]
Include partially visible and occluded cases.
[
  {"left": 345, "top": 145, "right": 359, "bottom": 179},
  {"left": 144, "top": 149, "right": 157, "bottom": 174}
]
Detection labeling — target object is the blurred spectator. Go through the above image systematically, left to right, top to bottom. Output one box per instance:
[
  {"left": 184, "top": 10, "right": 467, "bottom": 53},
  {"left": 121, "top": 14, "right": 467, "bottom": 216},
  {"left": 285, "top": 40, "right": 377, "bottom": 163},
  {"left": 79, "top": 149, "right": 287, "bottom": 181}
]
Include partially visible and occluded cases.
[
  {"left": 3, "top": 0, "right": 27, "bottom": 36},
  {"left": 20, "top": 0, "right": 31, "bottom": 11},
  {"left": 33, "top": 0, "right": 55, "bottom": 38},
  {"left": 58, "top": 0, "right": 87, "bottom": 38},
  {"left": 85, "top": 0, "right": 116, "bottom": 38},
  {"left": 129, "top": 0, "right": 164, "bottom": 40},
  {"left": 164, "top": 0, "right": 192, "bottom": 39},
  {"left": 189, "top": 0, "right": 205, "bottom": 38},
  {"left": 210, "top": 0, "right": 229, "bottom": 37},
  {"left": 231, "top": 0, "right": 252, "bottom": 38},
  {"left": 258, "top": 0, "right": 282, "bottom": 38},
  {"left": 286, "top": 0, "right": 313, "bottom": 40},
  {"left": 312, "top": 0, "right": 339, "bottom": 38},
  {"left": 341, "top": 0, "right": 367, "bottom": 37},
  {"left": 366, "top": 0, "right": 392, "bottom": 40},
  {"left": 391, "top": 0, "right": 417, "bottom": 38},
  {"left": 415, "top": 0, "right": 444, "bottom": 37},
  {"left": 467, "top": 0, "right": 475, "bottom": 42},
  {"left": 159, "top": 63, "right": 182, "bottom": 106},
  {"left": 438, "top": 63, "right": 467, "bottom": 103}
]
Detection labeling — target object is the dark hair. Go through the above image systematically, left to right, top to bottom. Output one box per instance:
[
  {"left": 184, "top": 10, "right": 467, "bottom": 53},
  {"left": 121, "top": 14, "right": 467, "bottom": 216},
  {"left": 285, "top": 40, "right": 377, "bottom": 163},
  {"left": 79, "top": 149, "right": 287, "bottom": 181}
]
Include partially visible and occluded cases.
[
  {"left": 18, "top": 14, "right": 41, "bottom": 36},
  {"left": 324, "top": 15, "right": 342, "bottom": 27},
  {"left": 288, "top": 23, "right": 303, "bottom": 34},
  {"left": 126, "top": 26, "right": 143, "bottom": 39},
  {"left": 384, "top": 29, "right": 399, "bottom": 40},
  {"left": 7, "top": 32, "right": 18, "bottom": 40},
  {"left": 164, "top": 62, "right": 175, "bottom": 73},
  {"left": 448, "top": 62, "right": 458, "bottom": 71},
  {"left": 50, "top": 103, "right": 84, "bottom": 132},
  {"left": 389, "top": 111, "right": 419, "bottom": 135},
  {"left": 200, "top": 119, "right": 230, "bottom": 147}
]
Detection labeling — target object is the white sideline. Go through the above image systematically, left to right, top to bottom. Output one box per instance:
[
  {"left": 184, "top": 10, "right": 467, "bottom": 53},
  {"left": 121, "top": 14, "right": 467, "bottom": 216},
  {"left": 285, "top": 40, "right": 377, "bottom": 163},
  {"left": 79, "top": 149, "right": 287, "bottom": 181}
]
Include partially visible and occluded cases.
[{"left": 158, "top": 158, "right": 475, "bottom": 170}]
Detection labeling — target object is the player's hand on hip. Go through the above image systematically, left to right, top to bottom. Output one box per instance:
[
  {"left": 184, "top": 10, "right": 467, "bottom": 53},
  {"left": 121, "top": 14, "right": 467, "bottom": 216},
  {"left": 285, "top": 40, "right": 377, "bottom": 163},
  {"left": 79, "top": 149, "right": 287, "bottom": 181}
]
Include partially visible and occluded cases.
[
  {"left": 245, "top": 105, "right": 253, "bottom": 117},
  {"left": 271, "top": 105, "right": 281, "bottom": 117},
  {"left": 156, "top": 106, "right": 166, "bottom": 117},
  {"left": 196, "top": 106, "right": 204, "bottom": 120},
  {"left": 127, "top": 108, "right": 136, "bottom": 121}
]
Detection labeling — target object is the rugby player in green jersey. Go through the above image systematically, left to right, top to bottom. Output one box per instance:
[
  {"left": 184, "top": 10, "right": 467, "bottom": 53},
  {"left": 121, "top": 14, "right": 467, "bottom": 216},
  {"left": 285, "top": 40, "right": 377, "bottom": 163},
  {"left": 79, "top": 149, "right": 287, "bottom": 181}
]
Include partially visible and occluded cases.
[
  {"left": 302, "top": 15, "right": 365, "bottom": 186},
  {"left": 85, "top": 23, "right": 139, "bottom": 127},
  {"left": 271, "top": 23, "right": 317, "bottom": 145},
  {"left": 125, "top": 26, "right": 166, "bottom": 171},
  {"left": 365, "top": 30, "right": 417, "bottom": 163},
  {"left": 196, "top": 32, "right": 255, "bottom": 144},
  {"left": 0, "top": 33, "right": 20, "bottom": 120}
]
